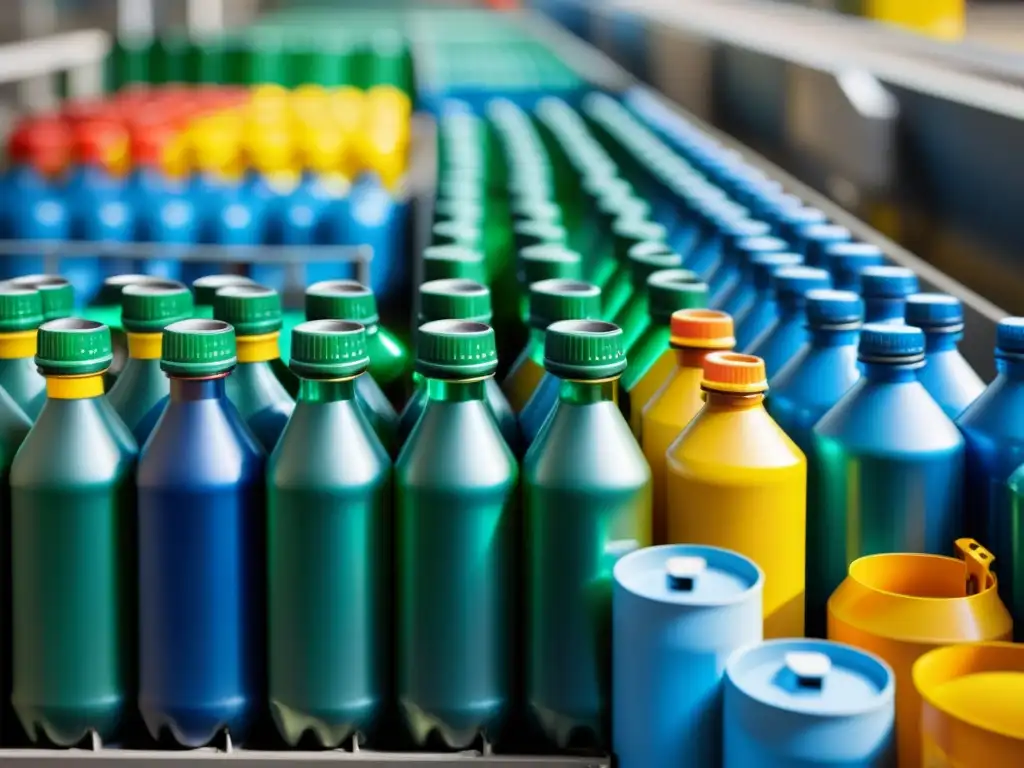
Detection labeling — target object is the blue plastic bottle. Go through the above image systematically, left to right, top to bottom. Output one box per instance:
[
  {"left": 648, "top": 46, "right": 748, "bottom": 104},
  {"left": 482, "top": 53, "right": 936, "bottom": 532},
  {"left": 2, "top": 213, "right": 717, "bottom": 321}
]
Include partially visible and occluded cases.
[
  {"left": 243, "top": 130, "right": 296, "bottom": 292},
  {"left": 349, "top": 178, "right": 406, "bottom": 307},
  {"left": 7, "top": 186, "right": 70, "bottom": 284},
  {"left": 685, "top": 201, "right": 750, "bottom": 281},
  {"left": 773, "top": 205, "right": 827, "bottom": 245},
  {"left": 706, "top": 220, "right": 773, "bottom": 307},
  {"left": 797, "top": 223, "right": 851, "bottom": 267},
  {"left": 715, "top": 235, "right": 787, "bottom": 315},
  {"left": 824, "top": 242, "right": 884, "bottom": 291},
  {"left": 733, "top": 253, "right": 805, "bottom": 353},
  {"left": 745, "top": 266, "right": 832, "bottom": 377},
  {"left": 859, "top": 266, "right": 918, "bottom": 324},
  {"left": 904, "top": 293, "right": 984, "bottom": 419},
  {"left": 137, "top": 319, "right": 264, "bottom": 748},
  {"left": 811, "top": 324, "right": 964, "bottom": 631}
]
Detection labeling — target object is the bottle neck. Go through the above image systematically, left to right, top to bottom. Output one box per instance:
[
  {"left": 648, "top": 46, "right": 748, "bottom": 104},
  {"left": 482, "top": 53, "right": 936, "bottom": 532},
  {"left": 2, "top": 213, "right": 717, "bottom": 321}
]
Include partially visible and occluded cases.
[
  {"left": 777, "top": 295, "right": 806, "bottom": 316},
  {"left": 809, "top": 327, "right": 859, "bottom": 348},
  {"left": 0, "top": 329, "right": 37, "bottom": 360},
  {"left": 922, "top": 329, "right": 961, "bottom": 352},
  {"left": 126, "top": 331, "right": 163, "bottom": 360},
  {"left": 236, "top": 331, "right": 281, "bottom": 364},
  {"left": 673, "top": 347, "right": 718, "bottom": 369},
  {"left": 997, "top": 356, "right": 1024, "bottom": 379},
  {"left": 862, "top": 361, "right": 921, "bottom": 382},
  {"left": 45, "top": 371, "right": 107, "bottom": 400},
  {"left": 169, "top": 374, "right": 228, "bottom": 401},
  {"left": 298, "top": 377, "right": 357, "bottom": 403},
  {"left": 426, "top": 377, "right": 488, "bottom": 402},
  {"left": 558, "top": 377, "right": 616, "bottom": 404},
  {"left": 703, "top": 389, "right": 765, "bottom": 410}
]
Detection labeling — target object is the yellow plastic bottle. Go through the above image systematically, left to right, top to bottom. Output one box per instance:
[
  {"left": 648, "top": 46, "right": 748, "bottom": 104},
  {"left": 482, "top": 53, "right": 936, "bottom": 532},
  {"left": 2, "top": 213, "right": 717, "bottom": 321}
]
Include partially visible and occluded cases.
[
  {"left": 245, "top": 127, "right": 300, "bottom": 194},
  {"left": 641, "top": 309, "right": 734, "bottom": 545},
  {"left": 665, "top": 352, "right": 806, "bottom": 638},
  {"left": 828, "top": 539, "right": 1013, "bottom": 768},
  {"left": 914, "top": 642, "right": 1024, "bottom": 767}
]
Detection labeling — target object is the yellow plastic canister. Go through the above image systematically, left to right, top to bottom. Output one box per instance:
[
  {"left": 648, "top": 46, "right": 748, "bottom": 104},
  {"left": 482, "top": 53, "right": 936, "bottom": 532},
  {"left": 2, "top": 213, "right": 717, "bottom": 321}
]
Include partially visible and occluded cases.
[
  {"left": 642, "top": 309, "right": 734, "bottom": 545},
  {"left": 665, "top": 352, "right": 806, "bottom": 639},
  {"left": 828, "top": 540, "right": 1013, "bottom": 768},
  {"left": 913, "top": 642, "right": 1024, "bottom": 767}
]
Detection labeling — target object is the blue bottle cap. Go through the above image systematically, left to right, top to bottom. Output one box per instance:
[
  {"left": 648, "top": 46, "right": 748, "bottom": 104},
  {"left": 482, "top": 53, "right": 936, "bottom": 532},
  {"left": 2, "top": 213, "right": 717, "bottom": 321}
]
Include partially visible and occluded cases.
[
  {"left": 777, "top": 206, "right": 828, "bottom": 235},
  {"left": 721, "top": 218, "right": 772, "bottom": 243},
  {"left": 801, "top": 223, "right": 852, "bottom": 263},
  {"left": 735, "top": 236, "right": 788, "bottom": 261},
  {"left": 825, "top": 242, "right": 885, "bottom": 276},
  {"left": 752, "top": 253, "right": 804, "bottom": 290},
  {"left": 772, "top": 266, "right": 831, "bottom": 299},
  {"left": 859, "top": 266, "right": 918, "bottom": 298},
  {"left": 806, "top": 289, "right": 863, "bottom": 327},
  {"left": 904, "top": 293, "right": 964, "bottom": 333},
  {"left": 997, "top": 317, "right": 1024, "bottom": 357},
  {"left": 858, "top": 323, "right": 925, "bottom": 363},
  {"left": 613, "top": 544, "right": 763, "bottom": 607},
  {"left": 725, "top": 638, "right": 894, "bottom": 717}
]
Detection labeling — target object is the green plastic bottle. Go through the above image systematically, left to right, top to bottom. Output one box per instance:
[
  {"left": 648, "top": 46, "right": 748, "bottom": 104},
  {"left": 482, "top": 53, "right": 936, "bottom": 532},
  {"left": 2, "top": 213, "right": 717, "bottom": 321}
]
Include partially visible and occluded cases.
[
  {"left": 602, "top": 218, "right": 668, "bottom": 322},
  {"left": 612, "top": 243, "right": 684, "bottom": 352},
  {"left": 514, "top": 244, "right": 582, "bottom": 332},
  {"left": 422, "top": 245, "right": 488, "bottom": 284},
  {"left": 7, "top": 275, "right": 74, "bottom": 322},
  {"left": 191, "top": 275, "right": 257, "bottom": 319},
  {"left": 398, "top": 279, "right": 519, "bottom": 453},
  {"left": 107, "top": 281, "right": 193, "bottom": 445},
  {"left": 213, "top": 285, "right": 295, "bottom": 453},
  {"left": 0, "top": 286, "right": 49, "bottom": 421},
  {"left": 11, "top": 319, "right": 137, "bottom": 746},
  {"left": 395, "top": 319, "right": 518, "bottom": 748},
  {"left": 268, "top": 320, "right": 390, "bottom": 748}
]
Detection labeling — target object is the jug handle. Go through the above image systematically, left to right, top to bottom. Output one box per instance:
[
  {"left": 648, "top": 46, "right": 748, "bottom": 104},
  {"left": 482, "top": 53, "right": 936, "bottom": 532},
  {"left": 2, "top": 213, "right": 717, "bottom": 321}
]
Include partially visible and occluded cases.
[{"left": 955, "top": 538, "right": 994, "bottom": 596}]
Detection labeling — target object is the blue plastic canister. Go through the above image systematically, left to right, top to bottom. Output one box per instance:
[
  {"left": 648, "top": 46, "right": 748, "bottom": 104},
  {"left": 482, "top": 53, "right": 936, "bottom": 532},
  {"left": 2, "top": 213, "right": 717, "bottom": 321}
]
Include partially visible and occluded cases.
[
  {"left": 613, "top": 544, "right": 763, "bottom": 768},
  {"left": 724, "top": 639, "right": 895, "bottom": 767}
]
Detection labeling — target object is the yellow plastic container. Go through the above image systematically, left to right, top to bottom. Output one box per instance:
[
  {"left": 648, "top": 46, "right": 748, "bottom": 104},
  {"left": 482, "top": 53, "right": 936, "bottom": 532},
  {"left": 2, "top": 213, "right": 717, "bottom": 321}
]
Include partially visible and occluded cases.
[
  {"left": 863, "top": 0, "right": 964, "bottom": 40},
  {"left": 642, "top": 309, "right": 734, "bottom": 544},
  {"left": 628, "top": 350, "right": 675, "bottom": 437},
  {"left": 665, "top": 352, "right": 806, "bottom": 638},
  {"left": 828, "top": 540, "right": 1013, "bottom": 768},
  {"left": 914, "top": 642, "right": 1024, "bottom": 767}
]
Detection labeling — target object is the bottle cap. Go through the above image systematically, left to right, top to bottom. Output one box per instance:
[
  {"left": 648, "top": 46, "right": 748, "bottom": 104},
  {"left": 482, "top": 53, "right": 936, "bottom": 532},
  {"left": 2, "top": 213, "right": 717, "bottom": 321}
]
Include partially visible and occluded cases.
[
  {"left": 73, "top": 120, "right": 129, "bottom": 171},
  {"left": 511, "top": 199, "right": 562, "bottom": 224},
  {"left": 776, "top": 205, "right": 828, "bottom": 238},
  {"left": 613, "top": 218, "right": 668, "bottom": 261},
  {"left": 432, "top": 219, "right": 482, "bottom": 249},
  {"left": 513, "top": 220, "right": 567, "bottom": 252},
  {"left": 800, "top": 223, "right": 851, "bottom": 263},
  {"left": 734, "top": 236, "right": 788, "bottom": 263},
  {"left": 628, "top": 242, "right": 683, "bottom": 287},
  {"left": 825, "top": 242, "right": 885, "bottom": 278},
  {"left": 422, "top": 245, "right": 487, "bottom": 283},
  {"left": 518, "top": 245, "right": 582, "bottom": 286},
  {"left": 751, "top": 253, "right": 804, "bottom": 290},
  {"left": 773, "top": 266, "right": 832, "bottom": 301},
  {"left": 859, "top": 266, "right": 919, "bottom": 298},
  {"left": 648, "top": 269, "right": 707, "bottom": 323},
  {"left": 96, "top": 274, "right": 165, "bottom": 306},
  {"left": 192, "top": 274, "right": 256, "bottom": 307},
  {"left": 7, "top": 275, "right": 74, "bottom": 320},
  {"left": 419, "top": 279, "right": 492, "bottom": 323},
  {"left": 529, "top": 279, "right": 602, "bottom": 330},
  {"left": 305, "top": 280, "right": 379, "bottom": 325},
  {"left": 121, "top": 281, "right": 193, "bottom": 333},
  {"left": 213, "top": 285, "right": 282, "bottom": 336},
  {"left": 0, "top": 286, "right": 44, "bottom": 333},
  {"left": 806, "top": 289, "right": 863, "bottom": 328},
  {"left": 904, "top": 293, "right": 964, "bottom": 332},
  {"left": 670, "top": 309, "right": 735, "bottom": 350},
  {"left": 996, "top": 317, "right": 1024, "bottom": 357},
  {"left": 36, "top": 318, "right": 113, "bottom": 376},
  {"left": 161, "top": 318, "right": 237, "bottom": 376},
  {"left": 290, "top": 319, "right": 369, "bottom": 379},
  {"left": 416, "top": 319, "right": 497, "bottom": 380},
  {"left": 544, "top": 319, "right": 626, "bottom": 380},
  {"left": 858, "top": 323, "right": 925, "bottom": 364},
  {"left": 701, "top": 351, "right": 768, "bottom": 394}
]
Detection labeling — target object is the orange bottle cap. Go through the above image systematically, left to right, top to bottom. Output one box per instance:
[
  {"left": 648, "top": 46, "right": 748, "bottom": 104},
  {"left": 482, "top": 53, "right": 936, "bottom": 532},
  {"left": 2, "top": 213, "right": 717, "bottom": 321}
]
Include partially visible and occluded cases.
[
  {"left": 73, "top": 120, "right": 129, "bottom": 167},
  {"left": 670, "top": 309, "right": 736, "bottom": 350},
  {"left": 701, "top": 351, "right": 768, "bottom": 394}
]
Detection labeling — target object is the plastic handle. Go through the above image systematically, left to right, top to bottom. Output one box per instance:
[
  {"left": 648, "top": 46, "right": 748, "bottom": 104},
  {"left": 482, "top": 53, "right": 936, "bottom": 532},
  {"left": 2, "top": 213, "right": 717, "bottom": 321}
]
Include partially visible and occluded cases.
[
  {"left": 955, "top": 538, "right": 994, "bottom": 596},
  {"left": 666, "top": 556, "right": 706, "bottom": 592},
  {"left": 785, "top": 651, "right": 830, "bottom": 690}
]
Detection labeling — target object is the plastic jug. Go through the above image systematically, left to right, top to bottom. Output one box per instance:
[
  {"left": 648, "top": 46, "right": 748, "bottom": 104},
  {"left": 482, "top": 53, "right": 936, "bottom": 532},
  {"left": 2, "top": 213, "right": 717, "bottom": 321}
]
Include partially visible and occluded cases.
[
  {"left": 824, "top": 242, "right": 885, "bottom": 291},
  {"left": 611, "top": 243, "right": 683, "bottom": 353},
  {"left": 733, "top": 252, "right": 804, "bottom": 351},
  {"left": 745, "top": 266, "right": 832, "bottom": 377},
  {"left": 859, "top": 266, "right": 918, "bottom": 324},
  {"left": 11, "top": 319, "right": 137, "bottom": 746},
  {"left": 395, "top": 319, "right": 518, "bottom": 749},
  {"left": 523, "top": 319, "right": 651, "bottom": 750},
  {"left": 268, "top": 320, "right": 389, "bottom": 748},
  {"left": 666, "top": 352, "right": 806, "bottom": 637}
]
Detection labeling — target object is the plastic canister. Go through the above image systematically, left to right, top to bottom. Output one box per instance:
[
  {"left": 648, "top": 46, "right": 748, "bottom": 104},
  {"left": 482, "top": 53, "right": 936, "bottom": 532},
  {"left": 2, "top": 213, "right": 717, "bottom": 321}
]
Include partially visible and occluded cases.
[
  {"left": 828, "top": 539, "right": 1013, "bottom": 767},
  {"left": 613, "top": 544, "right": 763, "bottom": 768},
  {"left": 724, "top": 639, "right": 895, "bottom": 767},
  {"left": 914, "top": 642, "right": 1024, "bottom": 767}
]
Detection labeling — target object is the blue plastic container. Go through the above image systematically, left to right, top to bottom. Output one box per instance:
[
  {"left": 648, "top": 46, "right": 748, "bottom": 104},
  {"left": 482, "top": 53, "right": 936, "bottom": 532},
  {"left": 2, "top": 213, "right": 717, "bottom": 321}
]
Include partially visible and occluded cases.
[
  {"left": 186, "top": 177, "right": 246, "bottom": 285},
  {"left": 349, "top": 181, "right": 407, "bottom": 307},
  {"left": 6, "top": 190, "right": 69, "bottom": 283},
  {"left": 68, "top": 191, "right": 135, "bottom": 306},
  {"left": 685, "top": 200, "right": 750, "bottom": 281},
  {"left": 773, "top": 205, "right": 827, "bottom": 245},
  {"left": 706, "top": 220, "right": 773, "bottom": 307},
  {"left": 798, "top": 223, "right": 852, "bottom": 267},
  {"left": 716, "top": 235, "right": 788, "bottom": 316},
  {"left": 824, "top": 242, "right": 884, "bottom": 291},
  {"left": 733, "top": 253, "right": 804, "bottom": 351},
  {"left": 745, "top": 266, "right": 832, "bottom": 377},
  {"left": 859, "top": 266, "right": 918, "bottom": 324},
  {"left": 904, "top": 293, "right": 984, "bottom": 419},
  {"left": 137, "top": 319, "right": 265, "bottom": 747},
  {"left": 811, "top": 324, "right": 964, "bottom": 629},
  {"left": 613, "top": 545, "right": 763, "bottom": 768},
  {"left": 723, "top": 639, "right": 895, "bottom": 767}
]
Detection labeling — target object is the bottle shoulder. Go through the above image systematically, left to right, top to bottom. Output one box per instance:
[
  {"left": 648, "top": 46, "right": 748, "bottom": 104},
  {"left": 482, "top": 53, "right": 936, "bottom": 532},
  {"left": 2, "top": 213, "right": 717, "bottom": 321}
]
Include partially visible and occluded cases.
[
  {"left": 770, "top": 345, "right": 861, "bottom": 408},
  {"left": 226, "top": 363, "right": 295, "bottom": 417},
  {"left": 667, "top": 403, "right": 805, "bottom": 471}
]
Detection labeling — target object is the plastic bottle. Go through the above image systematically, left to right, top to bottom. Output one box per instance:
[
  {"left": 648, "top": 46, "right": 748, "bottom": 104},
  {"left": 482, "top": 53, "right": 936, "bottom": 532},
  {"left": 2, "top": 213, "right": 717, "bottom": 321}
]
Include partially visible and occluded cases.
[
  {"left": 186, "top": 123, "right": 246, "bottom": 283},
  {"left": 245, "top": 128, "right": 299, "bottom": 291},
  {"left": 7, "top": 156, "right": 70, "bottom": 285},
  {"left": 773, "top": 205, "right": 827, "bottom": 246},
  {"left": 602, "top": 218, "right": 667, "bottom": 321},
  {"left": 706, "top": 221, "right": 774, "bottom": 308},
  {"left": 796, "top": 222, "right": 852, "bottom": 267},
  {"left": 716, "top": 235, "right": 789, "bottom": 318},
  {"left": 824, "top": 242, "right": 884, "bottom": 291},
  {"left": 515, "top": 243, "right": 581, "bottom": 330},
  {"left": 611, "top": 243, "right": 683, "bottom": 353},
  {"left": 421, "top": 244, "right": 487, "bottom": 284},
  {"left": 733, "top": 252, "right": 805, "bottom": 351},
  {"left": 859, "top": 265, "right": 918, "bottom": 324},
  {"left": 745, "top": 266, "right": 832, "bottom": 377},
  {"left": 89, "top": 274, "right": 170, "bottom": 386},
  {"left": 190, "top": 274, "right": 256, "bottom": 319},
  {"left": 107, "top": 281, "right": 193, "bottom": 444},
  {"left": 0, "top": 285, "right": 50, "bottom": 421},
  {"left": 905, "top": 293, "right": 984, "bottom": 419},
  {"left": 642, "top": 310, "right": 735, "bottom": 545},
  {"left": 11, "top": 319, "right": 137, "bottom": 746},
  {"left": 137, "top": 319, "right": 264, "bottom": 748},
  {"left": 395, "top": 319, "right": 518, "bottom": 748},
  {"left": 524, "top": 319, "right": 651, "bottom": 749},
  {"left": 268, "top": 320, "right": 389, "bottom": 748},
  {"left": 812, "top": 324, "right": 965, "bottom": 632},
  {"left": 666, "top": 352, "right": 806, "bottom": 638},
  {"left": 828, "top": 540, "right": 1013, "bottom": 767},
  {"left": 613, "top": 545, "right": 763, "bottom": 768}
]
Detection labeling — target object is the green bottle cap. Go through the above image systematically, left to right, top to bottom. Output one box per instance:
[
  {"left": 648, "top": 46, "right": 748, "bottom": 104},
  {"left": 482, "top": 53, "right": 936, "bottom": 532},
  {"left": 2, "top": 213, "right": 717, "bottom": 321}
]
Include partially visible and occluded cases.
[
  {"left": 148, "top": 35, "right": 190, "bottom": 84},
  {"left": 597, "top": 194, "right": 650, "bottom": 224},
  {"left": 434, "top": 197, "right": 486, "bottom": 223},
  {"left": 511, "top": 199, "right": 562, "bottom": 225},
  {"left": 613, "top": 218, "right": 668, "bottom": 262},
  {"left": 432, "top": 220, "right": 482, "bottom": 249},
  {"left": 513, "top": 220, "right": 567, "bottom": 254},
  {"left": 628, "top": 242, "right": 683, "bottom": 287},
  {"left": 518, "top": 244, "right": 582, "bottom": 287},
  {"left": 422, "top": 245, "right": 487, "bottom": 283},
  {"left": 648, "top": 270, "right": 708, "bottom": 323},
  {"left": 95, "top": 274, "right": 155, "bottom": 306},
  {"left": 8, "top": 275, "right": 74, "bottom": 320},
  {"left": 192, "top": 275, "right": 257, "bottom": 308},
  {"left": 419, "top": 279, "right": 492, "bottom": 323},
  {"left": 529, "top": 279, "right": 602, "bottom": 330},
  {"left": 305, "top": 280, "right": 379, "bottom": 325},
  {"left": 121, "top": 281, "right": 194, "bottom": 333},
  {"left": 213, "top": 285, "right": 282, "bottom": 336},
  {"left": 0, "top": 286, "right": 44, "bottom": 333},
  {"left": 36, "top": 318, "right": 113, "bottom": 376},
  {"left": 161, "top": 319, "right": 237, "bottom": 377},
  {"left": 290, "top": 319, "right": 369, "bottom": 379},
  {"left": 416, "top": 319, "right": 497, "bottom": 380},
  {"left": 544, "top": 319, "right": 626, "bottom": 380}
]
